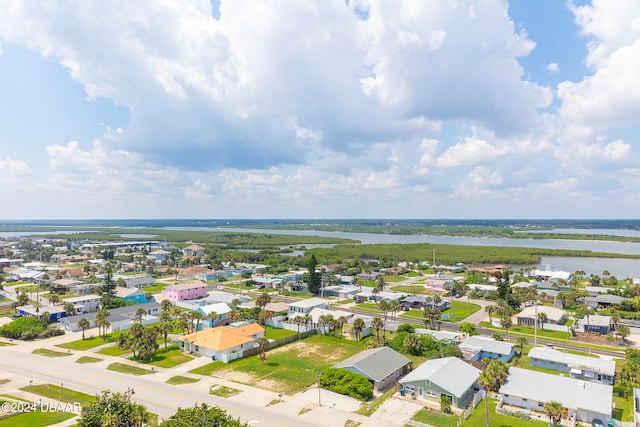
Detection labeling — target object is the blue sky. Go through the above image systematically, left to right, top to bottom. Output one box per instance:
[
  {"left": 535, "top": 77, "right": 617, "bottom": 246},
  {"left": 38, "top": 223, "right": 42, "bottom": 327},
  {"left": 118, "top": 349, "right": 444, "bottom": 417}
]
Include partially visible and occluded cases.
[{"left": 0, "top": 0, "right": 639, "bottom": 219}]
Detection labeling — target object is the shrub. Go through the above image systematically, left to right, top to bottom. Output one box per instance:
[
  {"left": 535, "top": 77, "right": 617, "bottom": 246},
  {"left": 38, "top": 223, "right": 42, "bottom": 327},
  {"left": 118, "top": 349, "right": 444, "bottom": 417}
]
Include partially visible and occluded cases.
[
  {"left": 0, "top": 316, "right": 48, "bottom": 339},
  {"left": 39, "top": 328, "right": 65, "bottom": 338},
  {"left": 319, "top": 368, "right": 373, "bottom": 401},
  {"left": 440, "top": 395, "right": 451, "bottom": 414}
]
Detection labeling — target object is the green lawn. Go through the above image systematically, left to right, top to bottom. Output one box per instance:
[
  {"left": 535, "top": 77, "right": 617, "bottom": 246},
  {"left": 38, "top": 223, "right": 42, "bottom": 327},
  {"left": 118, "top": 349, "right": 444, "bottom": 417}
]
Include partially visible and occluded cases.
[
  {"left": 382, "top": 275, "right": 406, "bottom": 283},
  {"left": 137, "top": 282, "right": 171, "bottom": 293},
  {"left": 389, "top": 285, "right": 429, "bottom": 294},
  {"left": 440, "top": 301, "right": 481, "bottom": 322},
  {"left": 264, "top": 325, "right": 297, "bottom": 340},
  {"left": 57, "top": 334, "right": 120, "bottom": 351},
  {"left": 191, "top": 334, "right": 365, "bottom": 394},
  {"left": 128, "top": 344, "right": 194, "bottom": 368},
  {"left": 96, "top": 345, "right": 132, "bottom": 356},
  {"left": 31, "top": 348, "right": 72, "bottom": 358},
  {"left": 75, "top": 356, "right": 103, "bottom": 364},
  {"left": 107, "top": 362, "right": 153, "bottom": 376},
  {"left": 166, "top": 375, "right": 200, "bottom": 385},
  {"left": 20, "top": 384, "right": 95, "bottom": 407},
  {"left": 356, "top": 387, "right": 395, "bottom": 416},
  {"left": 613, "top": 394, "right": 634, "bottom": 422},
  {"left": 462, "top": 399, "right": 548, "bottom": 427},
  {"left": 412, "top": 408, "right": 459, "bottom": 426},
  {"left": 0, "top": 409, "right": 75, "bottom": 426}
]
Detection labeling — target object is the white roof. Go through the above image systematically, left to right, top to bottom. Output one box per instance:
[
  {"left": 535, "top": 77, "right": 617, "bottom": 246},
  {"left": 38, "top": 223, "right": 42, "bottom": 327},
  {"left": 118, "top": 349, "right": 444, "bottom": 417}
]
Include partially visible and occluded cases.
[
  {"left": 467, "top": 284, "right": 497, "bottom": 291},
  {"left": 63, "top": 294, "right": 102, "bottom": 303},
  {"left": 288, "top": 297, "right": 328, "bottom": 309},
  {"left": 197, "top": 302, "right": 231, "bottom": 316},
  {"left": 517, "top": 305, "right": 566, "bottom": 322},
  {"left": 289, "top": 307, "right": 352, "bottom": 324},
  {"left": 578, "top": 314, "right": 611, "bottom": 327},
  {"left": 415, "top": 329, "right": 462, "bottom": 341},
  {"left": 460, "top": 336, "right": 514, "bottom": 356},
  {"left": 528, "top": 347, "right": 615, "bottom": 377},
  {"left": 400, "top": 357, "right": 480, "bottom": 398},
  {"left": 500, "top": 367, "right": 612, "bottom": 417}
]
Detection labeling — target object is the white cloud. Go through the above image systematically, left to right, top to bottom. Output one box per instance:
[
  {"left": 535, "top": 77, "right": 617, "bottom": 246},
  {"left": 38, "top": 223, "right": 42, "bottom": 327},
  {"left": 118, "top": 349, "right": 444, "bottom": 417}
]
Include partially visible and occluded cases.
[
  {"left": 547, "top": 62, "right": 560, "bottom": 73},
  {"left": 0, "top": 157, "right": 31, "bottom": 183}
]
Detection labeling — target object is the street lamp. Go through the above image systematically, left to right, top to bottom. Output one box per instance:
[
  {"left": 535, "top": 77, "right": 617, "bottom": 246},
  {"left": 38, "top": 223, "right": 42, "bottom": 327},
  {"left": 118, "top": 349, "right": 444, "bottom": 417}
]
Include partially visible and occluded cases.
[
  {"left": 316, "top": 371, "right": 322, "bottom": 406},
  {"left": 29, "top": 379, "right": 33, "bottom": 387},
  {"left": 60, "top": 383, "right": 63, "bottom": 402},
  {"left": 125, "top": 387, "right": 135, "bottom": 396}
]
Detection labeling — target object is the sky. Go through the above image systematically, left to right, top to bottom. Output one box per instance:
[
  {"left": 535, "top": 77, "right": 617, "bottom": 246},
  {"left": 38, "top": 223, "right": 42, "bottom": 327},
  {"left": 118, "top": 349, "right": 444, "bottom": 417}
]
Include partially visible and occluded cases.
[{"left": 1, "top": 0, "right": 639, "bottom": 220}]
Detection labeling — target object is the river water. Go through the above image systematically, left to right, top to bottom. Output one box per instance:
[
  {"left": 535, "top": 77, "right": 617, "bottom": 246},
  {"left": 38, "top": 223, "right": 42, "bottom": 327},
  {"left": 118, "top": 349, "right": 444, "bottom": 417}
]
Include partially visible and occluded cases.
[{"left": 3, "top": 226, "right": 640, "bottom": 278}]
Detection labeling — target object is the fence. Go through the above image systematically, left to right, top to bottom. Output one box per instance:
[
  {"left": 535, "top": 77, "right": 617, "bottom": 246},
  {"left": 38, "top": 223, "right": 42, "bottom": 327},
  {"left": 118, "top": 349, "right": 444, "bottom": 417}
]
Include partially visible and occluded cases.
[{"left": 240, "top": 329, "right": 317, "bottom": 359}]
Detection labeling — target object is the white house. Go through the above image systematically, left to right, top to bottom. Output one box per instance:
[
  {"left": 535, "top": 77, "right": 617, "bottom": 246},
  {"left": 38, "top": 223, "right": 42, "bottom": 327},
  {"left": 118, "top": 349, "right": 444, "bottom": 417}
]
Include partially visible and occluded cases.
[{"left": 499, "top": 367, "right": 612, "bottom": 425}]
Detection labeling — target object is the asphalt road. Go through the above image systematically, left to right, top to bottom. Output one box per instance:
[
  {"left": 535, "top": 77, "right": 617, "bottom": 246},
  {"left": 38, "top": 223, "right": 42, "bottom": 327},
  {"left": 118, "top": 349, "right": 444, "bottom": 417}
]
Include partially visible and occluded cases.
[{"left": 0, "top": 346, "right": 317, "bottom": 427}]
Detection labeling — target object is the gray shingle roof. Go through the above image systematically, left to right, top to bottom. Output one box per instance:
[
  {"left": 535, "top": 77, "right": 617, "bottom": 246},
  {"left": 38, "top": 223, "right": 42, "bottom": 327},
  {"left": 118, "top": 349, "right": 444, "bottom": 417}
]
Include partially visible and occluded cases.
[
  {"left": 460, "top": 336, "right": 514, "bottom": 356},
  {"left": 334, "top": 346, "right": 410, "bottom": 382},
  {"left": 528, "top": 347, "right": 615, "bottom": 376},
  {"left": 399, "top": 357, "right": 480, "bottom": 398}
]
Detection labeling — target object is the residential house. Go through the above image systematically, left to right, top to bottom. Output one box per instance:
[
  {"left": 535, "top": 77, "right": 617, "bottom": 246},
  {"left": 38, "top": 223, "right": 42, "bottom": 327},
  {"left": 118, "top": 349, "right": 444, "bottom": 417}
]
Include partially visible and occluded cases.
[
  {"left": 182, "top": 244, "right": 205, "bottom": 257},
  {"left": 149, "top": 249, "right": 170, "bottom": 262},
  {"left": 177, "top": 266, "right": 211, "bottom": 280},
  {"left": 61, "top": 268, "right": 87, "bottom": 279},
  {"left": 532, "top": 268, "right": 572, "bottom": 283},
  {"left": 196, "top": 269, "right": 232, "bottom": 282},
  {"left": 120, "top": 275, "right": 155, "bottom": 289},
  {"left": 50, "top": 279, "right": 81, "bottom": 292},
  {"left": 161, "top": 281, "right": 208, "bottom": 302},
  {"left": 70, "top": 282, "right": 101, "bottom": 295},
  {"left": 322, "top": 285, "right": 360, "bottom": 300},
  {"left": 585, "top": 286, "right": 611, "bottom": 297},
  {"left": 114, "top": 287, "right": 150, "bottom": 305},
  {"left": 354, "top": 289, "right": 406, "bottom": 303},
  {"left": 585, "top": 294, "right": 625, "bottom": 309},
  {"left": 63, "top": 295, "right": 102, "bottom": 314},
  {"left": 401, "top": 296, "right": 449, "bottom": 312},
  {"left": 288, "top": 297, "right": 329, "bottom": 315},
  {"left": 60, "top": 302, "right": 161, "bottom": 332},
  {"left": 195, "top": 302, "right": 232, "bottom": 328},
  {"left": 17, "top": 304, "right": 66, "bottom": 322},
  {"left": 516, "top": 305, "right": 567, "bottom": 327},
  {"left": 289, "top": 307, "right": 353, "bottom": 331},
  {"left": 578, "top": 315, "right": 614, "bottom": 335},
  {"left": 180, "top": 322, "right": 265, "bottom": 362},
  {"left": 459, "top": 336, "right": 515, "bottom": 362},
  {"left": 334, "top": 347, "right": 411, "bottom": 392},
  {"left": 528, "top": 347, "right": 615, "bottom": 385},
  {"left": 399, "top": 357, "right": 480, "bottom": 409},
  {"left": 499, "top": 367, "right": 612, "bottom": 425}
]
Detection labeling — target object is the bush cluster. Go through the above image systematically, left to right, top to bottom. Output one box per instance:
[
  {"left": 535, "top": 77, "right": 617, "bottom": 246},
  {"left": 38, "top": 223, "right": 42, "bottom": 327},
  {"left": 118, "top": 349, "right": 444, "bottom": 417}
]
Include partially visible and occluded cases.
[
  {"left": 0, "top": 316, "right": 48, "bottom": 339},
  {"left": 319, "top": 368, "right": 373, "bottom": 401}
]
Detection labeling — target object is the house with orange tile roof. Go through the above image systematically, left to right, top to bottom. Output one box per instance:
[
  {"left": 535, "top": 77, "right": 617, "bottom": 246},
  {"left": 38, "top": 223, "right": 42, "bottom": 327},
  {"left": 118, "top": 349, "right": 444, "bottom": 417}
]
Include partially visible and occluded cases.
[{"left": 179, "top": 322, "right": 265, "bottom": 362}]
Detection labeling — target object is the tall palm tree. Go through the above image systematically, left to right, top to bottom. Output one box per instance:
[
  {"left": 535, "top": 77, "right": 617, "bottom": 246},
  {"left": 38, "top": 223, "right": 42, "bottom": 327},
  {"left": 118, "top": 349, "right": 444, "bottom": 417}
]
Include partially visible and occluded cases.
[
  {"left": 376, "top": 275, "right": 385, "bottom": 291},
  {"left": 389, "top": 300, "right": 401, "bottom": 321},
  {"left": 485, "top": 305, "right": 496, "bottom": 324},
  {"left": 135, "top": 307, "right": 146, "bottom": 323},
  {"left": 206, "top": 311, "right": 218, "bottom": 328},
  {"left": 337, "top": 316, "right": 348, "bottom": 338},
  {"left": 351, "top": 317, "right": 366, "bottom": 341},
  {"left": 372, "top": 317, "right": 384, "bottom": 344},
  {"left": 78, "top": 318, "right": 90, "bottom": 340},
  {"left": 516, "top": 336, "right": 528, "bottom": 356},
  {"left": 257, "top": 337, "right": 270, "bottom": 364},
  {"left": 477, "top": 370, "right": 492, "bottom": 427}
]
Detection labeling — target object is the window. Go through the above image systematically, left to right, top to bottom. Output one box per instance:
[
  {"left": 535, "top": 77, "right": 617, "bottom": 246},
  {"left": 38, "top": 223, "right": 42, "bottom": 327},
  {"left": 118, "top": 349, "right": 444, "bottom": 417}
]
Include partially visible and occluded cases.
[
  {"left": 426, "top": 390, "right": 437, "bottom": 397},
  {"left": 522, "top": 398, "right": 527, "bottom": 402}
]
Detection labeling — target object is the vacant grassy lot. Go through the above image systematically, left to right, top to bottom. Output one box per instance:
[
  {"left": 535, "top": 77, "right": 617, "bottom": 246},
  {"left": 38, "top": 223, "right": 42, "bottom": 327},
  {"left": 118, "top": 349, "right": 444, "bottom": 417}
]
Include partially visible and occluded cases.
[
  {"left": 389, "top": 285, "right": 429, "bottom": 294},
  {"left": 440, "top": 301, "right": 481, "bottom": 322},
  {"left": 191, "top": 334, "right": 365, "bottom": 394},
  {"left": 96, "top": 344, "right": 132, "bottom": 356},
  {"left": 128, "top": 344, "right": 194, "bottom": 368},
  {"left": 31, "top": 348, "right": 71, "bottom": 358},
  {"left": 107, "top": 362, "right": 152, "bottom": 376},
  {"left": 20, "top": 384, "right": 95, "bottom": 407},
  {"left": 613, "top": 394, "right": 634, "bottom": 422}
]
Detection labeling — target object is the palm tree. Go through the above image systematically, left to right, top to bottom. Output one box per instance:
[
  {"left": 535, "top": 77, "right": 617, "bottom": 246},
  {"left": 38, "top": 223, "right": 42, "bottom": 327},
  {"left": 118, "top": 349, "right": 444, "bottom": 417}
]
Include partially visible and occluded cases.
[
  {"left": 376, "top": 275, "right": 385, "bottom": 291},
  {"left": 372, "top": 286, "right": 380, "bottom": 299},
  {"left": 49, "top": 294, "right": 60, "bottom": 305},
  {"left": 378, "top": 300, "right": 390, "bottom": 323},
  {"left": 389, "top": 300, "right": 401, "bottom": 321},
  {"left": 63, "top": 302, "right": 75, "bottom": 317},
  {"left": 485, "top": 305, "right": 496, "bottom": 324},
  {"left": 583, "top": 306, "right": 595, "bottom": 333},
  {"left": 135, "top": 307, "right": 146, "bottom": 323},
  {"left": 258, "top": 309, "right": 272, "bottom": 326},
  {"left": 206, "top": 311, "right": 218, "bottom": 328},
  {"left": 537, "top": 312, "right": 548, "bottom": 330},
  {"left": 303, "top": 313, "right": 313, "bottom": 331},
  {"left": 318, "top": 314, "right": 330, "bottom": 335},
  {"left": 337, "top": 316, "right": 348, "bottom": 338},
  {"left": 351, "top": 317, "right": 366, "bottom": 341},
  {"left": 372, "top": 317, "right": 384, "bottom": 344},
  {"left": 77, "top": 318, "right": 90, "bottom": 339},
  {"left": 618, "top": 325, "right": 631, "bottom": 344},
  {"left": 403, "top": 333, "right": 423, "bottom": 355},
  {"left": 516, "top": 336, "right": 528, "bottom": 356},
  {"left": 257, "top": 337, "right": 270, "bottom": 364},
  {"left": 477, "top": 370, "right": 492, "bottom": 427},
  {"left": 543, "top": 401, "right": 565, "bottom": 426},
  {"left": 130, "top": 403, "right": 150, "bottom": 427}
]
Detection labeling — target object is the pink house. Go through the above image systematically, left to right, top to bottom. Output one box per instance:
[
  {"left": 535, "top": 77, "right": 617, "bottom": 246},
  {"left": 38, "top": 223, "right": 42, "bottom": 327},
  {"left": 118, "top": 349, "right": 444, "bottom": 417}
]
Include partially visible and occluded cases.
[{"left": 161, "top": 281, "right": 208, "bottom": 301}]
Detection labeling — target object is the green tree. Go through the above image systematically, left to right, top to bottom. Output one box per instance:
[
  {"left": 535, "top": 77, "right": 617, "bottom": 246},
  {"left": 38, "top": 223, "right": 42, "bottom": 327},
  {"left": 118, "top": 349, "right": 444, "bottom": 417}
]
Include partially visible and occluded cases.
[
  {"left": 306, "top": 255, "right": 321, "bottom": 295},
  {"left": 256, "top": 292, "right": 271, "bottom": 310},
  {"left": 63, "top": 302, "right": 76, "bottom": 317},
  {"left": 537, "top": 312, "right": 548, "bottom": 330},
  {"left": 351, "top": 317, "right": 366, "bottom": 341},
  {"left": 371, "top": 317, "right": 384, "bottom": 344},
  {"left": 78, "top": 318, "right": 90, "bottom": 340},
  {"left": 459, "top": 322, "right": 478, "bottom": 336},
  {"left": 618, "top": 324, "right": 631, "bottom": 344},
  {"left": 516, "top": 336, "right": 528, "bottom": 356},
  {"left": 257, "top": 337, "right": 269, "bottom": 364},
  {"left": 77, "top": 390, "right": 149, "bottom": 427},
  {"left": 440, "top": 394, "right": 452, "bottom": 414},
  {"left": 543, "top": 400, "right": 565, "bottom": 426},
  {"left": 160, "top": 403, "right": 249, "bottom": 427}
]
